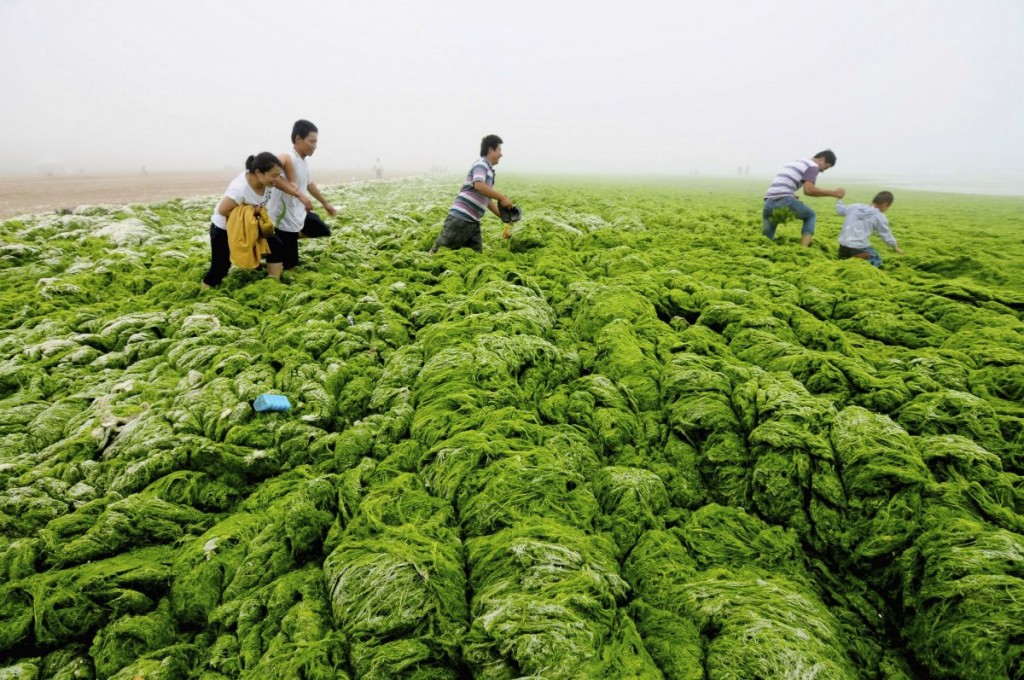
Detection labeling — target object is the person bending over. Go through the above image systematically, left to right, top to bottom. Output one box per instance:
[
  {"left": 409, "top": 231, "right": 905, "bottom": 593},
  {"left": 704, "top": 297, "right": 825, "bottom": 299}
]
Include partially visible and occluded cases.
[
  {"left": 762, "top": 149, "right": 845, "bottom": 247},
  {"left": 201, "top": 153, "right": 284, "bottom": 288},
  {"left": 837, "top": 190, "right": 904, "bottom": 267}
]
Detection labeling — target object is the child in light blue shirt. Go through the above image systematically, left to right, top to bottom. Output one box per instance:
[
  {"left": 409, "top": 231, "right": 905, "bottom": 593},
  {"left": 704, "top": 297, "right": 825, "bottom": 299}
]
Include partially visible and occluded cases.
[{"left": 836, "top": 191, "right": 904, "bottom": 267}]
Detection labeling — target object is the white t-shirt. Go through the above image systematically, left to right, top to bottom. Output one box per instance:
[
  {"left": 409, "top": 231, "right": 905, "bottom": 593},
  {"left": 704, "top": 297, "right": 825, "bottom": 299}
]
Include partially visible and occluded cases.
[
  {"left": 267, "top": 147, "right": 311, "bottom": 233},
  {"left": 211, "top": 172, "right": 271, "bottom": 230}
]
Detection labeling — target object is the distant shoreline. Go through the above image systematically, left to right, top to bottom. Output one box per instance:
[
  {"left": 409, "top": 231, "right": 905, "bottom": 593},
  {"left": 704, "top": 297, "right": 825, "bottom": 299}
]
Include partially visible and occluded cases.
[
  {"left": 0, "top": 169, "right": 413, "bottom": 220},
  {"left": 2, "top": 171, "right": 1021, "bottom": 221},
  {"left": 882, "top": 180, "right": 1024, "bottom": 198}
]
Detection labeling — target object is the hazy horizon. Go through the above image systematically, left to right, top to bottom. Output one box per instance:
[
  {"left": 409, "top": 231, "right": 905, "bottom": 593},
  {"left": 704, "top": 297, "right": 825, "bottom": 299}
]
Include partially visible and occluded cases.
[{"left": 2, "top": 0, "right": 1022, "bottom": 189}]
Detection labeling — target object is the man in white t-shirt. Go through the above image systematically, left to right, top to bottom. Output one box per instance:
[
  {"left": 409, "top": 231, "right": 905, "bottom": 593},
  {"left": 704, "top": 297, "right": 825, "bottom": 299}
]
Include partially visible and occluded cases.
[{"left": 267, "top": 119, "right": 337, "bottom": 269}]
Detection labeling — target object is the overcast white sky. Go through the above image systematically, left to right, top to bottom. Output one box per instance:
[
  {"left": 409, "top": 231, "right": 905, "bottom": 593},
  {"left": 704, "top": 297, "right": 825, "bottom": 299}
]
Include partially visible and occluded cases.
[{"left": 1, "top": 0, "right": 1022, "bottom": 186}]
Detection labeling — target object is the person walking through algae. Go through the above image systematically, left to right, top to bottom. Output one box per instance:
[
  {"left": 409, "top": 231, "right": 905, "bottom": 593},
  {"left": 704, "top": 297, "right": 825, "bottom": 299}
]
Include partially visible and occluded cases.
[
  {"left": 428, "top": 134, "right": 514, "bottom": 254},
  {"left": 762, "top": 149, "right": 846, "bottom": 247}
]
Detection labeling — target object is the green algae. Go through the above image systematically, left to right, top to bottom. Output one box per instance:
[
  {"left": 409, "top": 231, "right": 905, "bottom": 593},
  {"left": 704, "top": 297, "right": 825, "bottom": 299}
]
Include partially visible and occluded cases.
[{"left": 1, "top": 177, "right": 1023, "bottom": 677}]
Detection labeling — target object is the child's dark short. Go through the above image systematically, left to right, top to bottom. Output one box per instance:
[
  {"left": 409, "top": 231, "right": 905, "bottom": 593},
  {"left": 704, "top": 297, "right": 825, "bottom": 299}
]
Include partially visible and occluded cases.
[{"left": 838, "top": 245, "right": 867, "bottom": 259}]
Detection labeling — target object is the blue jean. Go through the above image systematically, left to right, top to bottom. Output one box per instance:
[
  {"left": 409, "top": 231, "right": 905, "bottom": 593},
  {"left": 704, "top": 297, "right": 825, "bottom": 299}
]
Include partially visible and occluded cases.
[{"left": 762, "top": 196, "right": 816, "bottom": 239}]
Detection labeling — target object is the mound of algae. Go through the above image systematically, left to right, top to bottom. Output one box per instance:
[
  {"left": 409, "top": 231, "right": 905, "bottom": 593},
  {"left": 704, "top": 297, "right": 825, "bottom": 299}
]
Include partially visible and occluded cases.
[{"left": 1, "top": 178, "right": 1023, "bottom": 677}]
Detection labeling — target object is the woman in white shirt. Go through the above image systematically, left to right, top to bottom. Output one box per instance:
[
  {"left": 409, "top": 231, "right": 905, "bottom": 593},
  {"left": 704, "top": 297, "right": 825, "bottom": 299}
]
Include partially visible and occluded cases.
[{"left": 201, "top": 152, "right": 284, "bottom": 288}]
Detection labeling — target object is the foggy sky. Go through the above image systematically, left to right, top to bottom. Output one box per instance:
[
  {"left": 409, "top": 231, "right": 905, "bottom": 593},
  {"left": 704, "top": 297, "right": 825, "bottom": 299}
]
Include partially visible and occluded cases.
[{"left": 1, "top": 0, "right": 1022, "bottom": 188}]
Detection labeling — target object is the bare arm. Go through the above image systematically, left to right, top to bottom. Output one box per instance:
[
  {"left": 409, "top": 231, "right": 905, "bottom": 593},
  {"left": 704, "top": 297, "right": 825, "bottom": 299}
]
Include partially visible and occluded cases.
[
  {"left": 278, "top": 153, "right": 297, "bottom": 184},
  {"left": 273, "top": 154, "right": 314, "bottom": 211},
  {"left": 473, "top": 180, "right": 512, "bottom": 208},
  {"left": 803, "top": 180, "right": 845, "bottom": 199},
  {"left": 307, "top": 182, "right": 337, "bottom": 216},
  {"left": 216, "top": 196, "right": 239, "bottom": 219},
  {"left": 876, "top": 216, "right": 901, "bottom": 252}
]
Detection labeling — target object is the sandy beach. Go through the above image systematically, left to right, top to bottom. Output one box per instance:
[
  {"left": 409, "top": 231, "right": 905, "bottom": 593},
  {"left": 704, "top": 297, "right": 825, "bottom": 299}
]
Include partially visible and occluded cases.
[{"left": 0, "top": 169, "right": 380, "bottom": 221}]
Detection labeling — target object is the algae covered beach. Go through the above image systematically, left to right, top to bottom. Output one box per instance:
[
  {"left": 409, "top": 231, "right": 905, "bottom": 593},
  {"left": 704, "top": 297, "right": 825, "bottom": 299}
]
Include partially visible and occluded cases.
[{"left": 1, "top": 176, "right": 1023, "bottom": 678}]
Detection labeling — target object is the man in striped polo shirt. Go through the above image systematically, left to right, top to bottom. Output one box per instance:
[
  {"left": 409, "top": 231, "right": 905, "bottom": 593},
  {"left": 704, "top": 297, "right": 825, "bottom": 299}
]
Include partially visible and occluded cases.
[
  {"left": 429, "top": 134, "right": 513, "bottom": 254},
  {"left": 762, "top": 149, "right": 846, "bottom": 247}
]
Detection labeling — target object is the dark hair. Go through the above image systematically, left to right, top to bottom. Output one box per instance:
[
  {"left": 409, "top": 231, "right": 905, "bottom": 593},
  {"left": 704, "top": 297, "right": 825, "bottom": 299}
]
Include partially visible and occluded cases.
[
  {"left": 292, "top": 119, "right": 319, "bottom": 143},
  {"left": 480, "top": 134, "right": 503, "bottom": 157},
  {"left": 813, "top": 149, "right": 837, "bottom": 167},
  {"left": 245, "top": 152, "right": 283, "bottom": 174},
  {"left": 872, "top": 190, "right": 894, "bottom": 206}
]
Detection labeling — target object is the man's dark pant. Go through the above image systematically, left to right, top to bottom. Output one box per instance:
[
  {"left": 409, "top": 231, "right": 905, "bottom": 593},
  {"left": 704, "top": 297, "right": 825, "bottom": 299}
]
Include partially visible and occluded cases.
[{"left": 432, "top": 212, "right": 482, "bottom": 252}]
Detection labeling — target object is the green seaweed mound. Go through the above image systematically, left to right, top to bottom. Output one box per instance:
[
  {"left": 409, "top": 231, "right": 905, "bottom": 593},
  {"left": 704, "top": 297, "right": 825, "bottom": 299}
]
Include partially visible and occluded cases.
[{"left": 2, "top": 178, "right": 1023, "bottom": 678}]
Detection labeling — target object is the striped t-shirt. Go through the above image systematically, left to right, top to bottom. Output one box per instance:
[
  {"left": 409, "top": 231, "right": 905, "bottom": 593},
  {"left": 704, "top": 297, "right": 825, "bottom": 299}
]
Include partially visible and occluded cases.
[
  {"left": 449, "top": 158, "right": 495, "bottom": 222},
  {"left": 764, "top": 159, "right": 820, "bottom": 200}
]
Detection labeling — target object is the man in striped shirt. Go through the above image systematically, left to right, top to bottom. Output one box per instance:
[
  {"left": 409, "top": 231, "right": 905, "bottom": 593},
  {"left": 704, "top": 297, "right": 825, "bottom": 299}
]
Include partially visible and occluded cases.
[
  {"left": 429, "top": 134, "right": 513, "bottom": 254},
  {"left": 762, "top": 149, "right": 846, "bottom": 247}
]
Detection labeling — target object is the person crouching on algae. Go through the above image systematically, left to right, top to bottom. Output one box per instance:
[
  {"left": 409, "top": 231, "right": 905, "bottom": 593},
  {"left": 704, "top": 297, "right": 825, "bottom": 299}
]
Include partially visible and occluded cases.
[
  {"left": 428, "top": 134, "right": 514, "bottom": 254},
  {"left": 762, "top": 149, "right": 846, "bottom": 247},
  {"left": 201, "top": 153, "right": 285, "bottom": 289},
  {"left": 836, "top": 190, "right": 904, "bottom": 267}
]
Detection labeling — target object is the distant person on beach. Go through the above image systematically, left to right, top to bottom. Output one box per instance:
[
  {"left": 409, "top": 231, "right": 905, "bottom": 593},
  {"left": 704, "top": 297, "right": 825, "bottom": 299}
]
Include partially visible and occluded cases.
[
  {"left": 266, "top": 119, "right": 337, "bottom": 270},
  {"left": 428, "top": 134, "right": 513, "bottom": 254},
  {"left": 762, "top": 149, "right": 846, "bottom": 247},
  {"left": 201, "top": 153, "right": 284, "bottom": 288},
  {"left": 836, "top": 191, "right": 903, "bottom": 267}
]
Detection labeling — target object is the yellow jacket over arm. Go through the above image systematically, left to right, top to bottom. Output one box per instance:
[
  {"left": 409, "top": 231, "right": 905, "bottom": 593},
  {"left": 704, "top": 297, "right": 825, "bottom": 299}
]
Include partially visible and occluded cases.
[{"left": 226, "top": 205, "right": 272, "bottom": 269}]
